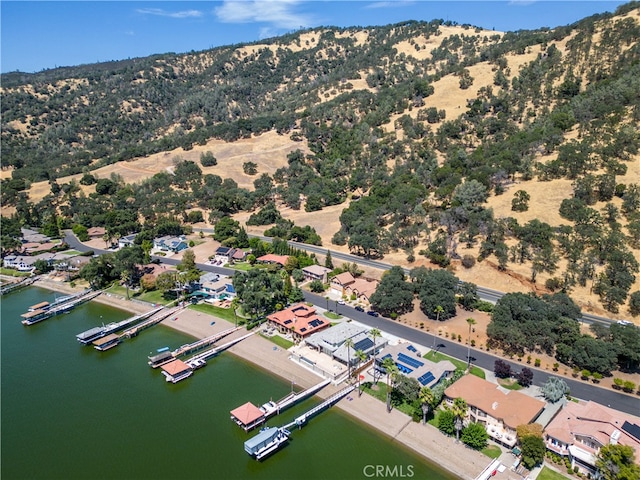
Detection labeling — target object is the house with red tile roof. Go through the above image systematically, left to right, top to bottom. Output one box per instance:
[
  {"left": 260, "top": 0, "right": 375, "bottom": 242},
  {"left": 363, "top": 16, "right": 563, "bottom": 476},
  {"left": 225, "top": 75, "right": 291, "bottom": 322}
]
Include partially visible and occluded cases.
[
  {"left": 87, "top": 227, "right": 106, "bottom": 238},
  {"left": 256, "top": 254, "right": 290, "bottom": 267},
  {"left": 345, "top": 277, "right": 379, "bottom": 303},
  {"left": 267, "top": 303, "right": 329, "bottom": 343},
  {"left": 444, "top": 374, "right": 545, "bottom": 448},
  {"left": 544, "top": 400, "right": 640, "bottom": 477}
]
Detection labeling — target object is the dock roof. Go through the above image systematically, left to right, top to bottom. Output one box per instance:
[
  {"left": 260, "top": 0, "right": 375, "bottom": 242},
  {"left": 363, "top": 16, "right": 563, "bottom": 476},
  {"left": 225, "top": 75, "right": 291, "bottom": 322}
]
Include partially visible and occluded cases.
[
  {"left": 92, "top": 334, "right": 120, "bottom": 346},
  {"left": 161, "top": 359, "right": 191, "bottom": 376},
  {"left": 230, "top": 402, "right": 265, "bottom": 426}
]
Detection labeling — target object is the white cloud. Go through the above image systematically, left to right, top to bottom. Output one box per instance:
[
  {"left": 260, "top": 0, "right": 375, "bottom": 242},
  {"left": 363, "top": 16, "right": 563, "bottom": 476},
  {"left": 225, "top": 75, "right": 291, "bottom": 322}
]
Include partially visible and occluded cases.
[
  {"left": 215, "top": 0, "right": 313, "bottom": 29},
  {"left": 366, "top": 1, "right": 415, "bottom": 9},
  {"left": 136, "top": 8, "right": 204, "bottom": 19}
]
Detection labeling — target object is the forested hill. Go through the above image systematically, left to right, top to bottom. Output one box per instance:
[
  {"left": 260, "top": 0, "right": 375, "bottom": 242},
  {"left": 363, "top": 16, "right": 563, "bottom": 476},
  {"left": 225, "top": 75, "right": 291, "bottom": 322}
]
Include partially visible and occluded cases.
[{"left": 2, "top": 2, "right": 640, "bottom": 317}]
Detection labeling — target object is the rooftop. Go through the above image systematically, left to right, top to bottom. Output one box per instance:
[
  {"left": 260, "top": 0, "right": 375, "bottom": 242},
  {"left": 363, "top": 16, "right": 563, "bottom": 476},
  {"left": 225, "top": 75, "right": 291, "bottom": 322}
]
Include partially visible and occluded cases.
[
  {"left": 161, "top": 359, "right": 192, "bottom": 376},
  {"left": 445, "top": 374, "right": 545, "bottom": 430},
  {"left": 230, "top": 402, "right": 265, "bottom": 426}
]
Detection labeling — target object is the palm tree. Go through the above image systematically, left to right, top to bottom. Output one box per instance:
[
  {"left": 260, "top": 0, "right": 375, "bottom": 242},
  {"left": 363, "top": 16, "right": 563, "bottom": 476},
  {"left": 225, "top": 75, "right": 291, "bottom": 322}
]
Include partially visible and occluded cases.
[
  {"left": 120, "top": 270, "right": 130, "bottom": 300},
  {"left": 433, "top": 305, "right": 444, "bottom": 349},
  {"left": 466, "top": 317, "right": 477, "bottom": 370},
  {"left": 369, "top": 328, "right": 381, "bottom": 383},
  {"left": 344, "top": 338, "right": 354, "bottom": 382},
  {"left": 355, "top": 349, "right": 367, "bottom": 396},
  {"left": 381, "top": 356, "right": 398, "bottom": 412},
  {"left": 419, "top": 386, "right": 434, "bottom": 425},
  {"left": 449, "top": 397, "right": 468, "bottom": 443}
]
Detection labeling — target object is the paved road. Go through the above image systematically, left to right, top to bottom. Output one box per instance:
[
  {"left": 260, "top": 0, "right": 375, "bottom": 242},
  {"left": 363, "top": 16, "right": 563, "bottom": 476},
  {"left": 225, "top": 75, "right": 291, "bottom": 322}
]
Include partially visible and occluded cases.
[
  {"left": 63, "top": 231, "right": 638, "bottom": 415},
  {"left": 301, "top": 291, "right": 640, "bottom": 416}
]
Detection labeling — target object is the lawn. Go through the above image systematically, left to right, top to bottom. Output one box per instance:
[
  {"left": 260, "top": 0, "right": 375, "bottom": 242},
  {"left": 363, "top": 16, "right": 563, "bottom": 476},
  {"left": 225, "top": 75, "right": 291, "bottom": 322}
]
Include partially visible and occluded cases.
[
  {"left": 0, "top": 268, "right": 30, "bottom": 277},
  {"left": 104, "top": 284, "right": 175, "bottom": 306},
  {"left": 189, "top": 303, "right": 238, "bottom": 324},
  {"left": 323, "top": 311, "right": 342, "bottom": 320},
  {"left": 260, "top": 333, "right": 294, "bottom": 350},
  {"left": 423, "top": 351, "right": 486, "bottom": 379},
  {"left": 498, "top": 378, "right": 523, "bottom": 390},
  {"left": 361, "top": 382, "right": 416, "bottom": 417},
  {"left": 481, "top": 445, "right": 502, "bottom": 459},
  {"left": 537, "top": 466, "right": 571, "bottom": 480}
]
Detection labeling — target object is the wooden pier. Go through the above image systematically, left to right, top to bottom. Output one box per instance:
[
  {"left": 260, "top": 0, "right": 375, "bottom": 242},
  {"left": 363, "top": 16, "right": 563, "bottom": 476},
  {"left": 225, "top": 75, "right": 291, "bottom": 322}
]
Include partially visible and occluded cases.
[
  {"left": 1, "top": 277, "right": 36, "bottom": 296},
  {"left": 21, "top": 290, "right": 102, "bottom": 326},
  {"left": 77, "top": 306, "right": 164, "bottom": 344},
  {"left": 122, "top": 306, "right": 183, "bottom": 338},
  {"left": 171, "top": 326, "right": 243, "bottom": 357},
  {"left": 184, "top": 330, "right": 257, "bottom": 368},
  {"left": 281, "top": 385, "right": 355, "bottom": 430}
]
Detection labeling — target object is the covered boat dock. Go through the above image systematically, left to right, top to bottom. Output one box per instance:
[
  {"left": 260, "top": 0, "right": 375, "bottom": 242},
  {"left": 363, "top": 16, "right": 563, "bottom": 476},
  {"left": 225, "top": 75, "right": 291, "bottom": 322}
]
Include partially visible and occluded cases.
[{"left": 230, "top": 402, "right": 266, "bottom": 431}]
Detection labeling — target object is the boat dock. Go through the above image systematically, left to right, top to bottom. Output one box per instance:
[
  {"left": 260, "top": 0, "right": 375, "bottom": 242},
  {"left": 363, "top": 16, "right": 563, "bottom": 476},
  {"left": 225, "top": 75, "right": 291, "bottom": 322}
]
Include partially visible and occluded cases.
[
  {"left": 0, "top": 276, "right": 36, "bottom": 296},
  {"left": 21, "top": 290, "right": 102, "bottom": 326},
  {"left": 76, "top": 306, "right": 164, "bottom": 344},
  {"left": 121, "top": 306, "right": 183, "bottom": 338},
  {"left": 148, "top": 326, "right": 244, "bottom": 368},
  {"left": 172, "top": 326, "right": 243, "bottom": 357},
  {"left": 159, "top": 330, "right": 257, "bottom": 383},
  {"left": 184, "top": 330, "right": 257, "bottom": 368},
  {"left": 92, "top": 334, "right": 121, "bottom": 351},
  {"left": 231, "top": 379, "right": 331, "bottom": 431},
  {"left": 244, "top": 384, "right": 354, "bottom": 460},
  {"left": 281, "top": 385, "right": 355, "bottom": 430}
]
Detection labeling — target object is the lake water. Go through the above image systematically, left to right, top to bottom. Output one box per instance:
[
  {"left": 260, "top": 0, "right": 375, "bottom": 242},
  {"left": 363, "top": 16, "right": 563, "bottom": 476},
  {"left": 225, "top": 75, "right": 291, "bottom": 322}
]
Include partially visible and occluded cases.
[{"left": 1, "top": 287, "right": 455, "bottom": 480}]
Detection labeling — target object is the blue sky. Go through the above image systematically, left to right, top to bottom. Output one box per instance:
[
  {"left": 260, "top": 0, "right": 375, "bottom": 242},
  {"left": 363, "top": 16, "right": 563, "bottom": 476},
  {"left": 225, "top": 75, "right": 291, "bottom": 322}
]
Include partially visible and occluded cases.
[{"left": 1, "top": 1, "right": 629, "bottom": 73}]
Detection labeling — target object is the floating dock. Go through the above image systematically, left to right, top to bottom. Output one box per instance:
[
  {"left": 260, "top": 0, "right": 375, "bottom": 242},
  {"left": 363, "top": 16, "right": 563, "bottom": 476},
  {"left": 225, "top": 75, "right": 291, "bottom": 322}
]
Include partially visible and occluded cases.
[
  {"left": 0, "top": 276, "right": 36, "bottom": 296},
  {"left": 21, "top": 290, "right": 101, "bottom": 326},
  {"left": 76, "top": 306, "right": 164, "bottom": 344},
  {"left": 121, "top": 306, "right": 183, "bottom": 338},
  {"left": 148, "top": 326, "right": 243, "bottom": 368},
  {"left": 158, "top": 331, "right": 257, "bottom": 383},
  {"left": 92, "top": 334, "right": 121, "bottom": 351},
  {"left": 231, "top": 379, "right": 331, "bottom": 431},
  {"left": 244, "top": 385, "right": 354, "bottom": 460}
]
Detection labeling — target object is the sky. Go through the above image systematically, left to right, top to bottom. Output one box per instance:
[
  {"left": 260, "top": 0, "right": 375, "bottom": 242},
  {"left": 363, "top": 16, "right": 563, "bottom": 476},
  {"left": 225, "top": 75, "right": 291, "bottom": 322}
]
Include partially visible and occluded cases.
[{"left": 1, "top": 1, "right": 630, "bottom": 73}]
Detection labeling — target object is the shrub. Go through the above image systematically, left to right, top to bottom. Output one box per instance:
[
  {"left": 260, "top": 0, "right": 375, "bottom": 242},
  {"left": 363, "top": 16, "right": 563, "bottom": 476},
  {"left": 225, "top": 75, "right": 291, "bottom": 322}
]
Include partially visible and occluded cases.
[
  {"left": 461, "top": 255, "right": 476, "bottom": 269},
  {"left": 534, "top": 359, "right": 541, "bottom": 368},
  {"left": 494, "top": 360, "right": 511, "bottom": 379},
  {"left": 581, "top": 370, "right": 591, "bottom": 381},
  {"left": 613, "top": 378, "right": 624, "bottom": 390},
  {"left": 623, "top": 381, "right": 636, "bottom": 393}
]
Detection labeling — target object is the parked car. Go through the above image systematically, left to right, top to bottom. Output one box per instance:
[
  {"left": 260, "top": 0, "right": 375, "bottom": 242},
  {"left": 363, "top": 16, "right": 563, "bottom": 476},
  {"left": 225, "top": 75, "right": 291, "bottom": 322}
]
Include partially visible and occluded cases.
[
  {"left": 337, "top": 300, "right": 345, "bottom": 305},
  {"left": 354, "top": 306, "right": 364, "bottom": 312},
  {"left": 367, "top": 311, "right": 379, "bottom": 317}
]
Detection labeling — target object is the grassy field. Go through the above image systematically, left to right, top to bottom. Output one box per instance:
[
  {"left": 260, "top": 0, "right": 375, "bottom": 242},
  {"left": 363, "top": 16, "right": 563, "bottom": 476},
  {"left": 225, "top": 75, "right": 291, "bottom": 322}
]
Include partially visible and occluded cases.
[
  {"left": 0, "top": 268, "right": 30, "bottom": 277},
  {"left": 104, "top": 284, "right": 175, "bottom": 306},
  {"left": 189, "top": 303, "right": 238, "bottom": 323},
  {"left": 323, "top": 311, "right": 342, "bottom": 320},
  {"left": 259, "top": 333, "right": 294, "bottom": 350},
  {"left": 423, "top": 350, "right": 486, "bottom": 379},
  {"left": 362, "top": 382, "right": 416, "bottom": 417},
  {"left": 481, "top": 445, "right": 502, "bottom": 459},
  {"left": 537, "top": 466, "right": 570, "bottom": 480}
]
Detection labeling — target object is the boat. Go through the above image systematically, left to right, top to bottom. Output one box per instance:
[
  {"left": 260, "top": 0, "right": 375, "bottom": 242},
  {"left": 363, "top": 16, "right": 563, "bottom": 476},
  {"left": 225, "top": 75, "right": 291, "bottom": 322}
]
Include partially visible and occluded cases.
[
  {"left": 21, "top": 309, "right": 51, "bottom": 325},
  {"left": 76, "top": 326, "right": 107, "bottom": 344},
  {"left": 157, "top": 346, "right": 170, "bottom": 353},
  {"left": 148, "top": 351, "right": 175, "bottom": 368},
  {"left": 244, "top": 427, "right": 290, "bottom": 460}
]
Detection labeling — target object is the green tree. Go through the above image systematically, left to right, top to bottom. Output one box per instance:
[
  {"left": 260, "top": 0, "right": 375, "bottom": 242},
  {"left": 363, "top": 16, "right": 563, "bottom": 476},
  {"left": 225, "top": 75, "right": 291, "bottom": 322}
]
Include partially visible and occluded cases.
[
  {"left": 511, "top": 190, "right": 530, "bottom": 212},
  {"left": 214, "top": 216, "right": 240, "bottom": 242},
  {"left": 324, "top": 250, "right": 334, "bottom": 269},
  {"left": 369, "top": 266, "right": 414, "bottom": 317},
  {"left": 418, "top": 269, "right": 458, "bottom": 320},
  {"left": 309, "top": 280, "right": 324, "bottom": 293},
  {"left": 629, "top": 291, "right": 640, "bottom": 317},
  {"left": 466, "top": 317, "right": 477, "bottom": 369},
  {"left": 370, "top": 328, "right": 381, "bottom": 383},
  {"left": 355, "top": 349, "right": 367, "bottom": 396},
  {"left": 381, "top": 356, "right": 398, "bottom": 412},
  {"left": 541, "top": 377, "right": 569, "bottom": 403},
  {"left": 419, "top": 386, "right": 434, "bottom": 425},
  {"left": 448, "top": 397, "right": 468, "bottom": 443},
  {"left": 438, "top": 409, "right": 455, "bottom": 436},
  {"left": 461, "top": 422, "right": 488, "bottom": 450},
  {"left": 520, "top": 435, "right": 545, "bottom": 469},
  {"left": 596, "top": 444, "right": 640, "bottom": 480}
]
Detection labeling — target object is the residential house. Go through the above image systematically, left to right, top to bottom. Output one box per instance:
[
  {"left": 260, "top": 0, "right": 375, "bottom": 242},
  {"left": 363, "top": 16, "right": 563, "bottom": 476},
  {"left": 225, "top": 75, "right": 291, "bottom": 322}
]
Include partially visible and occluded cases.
[
  {"left": 87, "top": 227, "right": 106, "bottom": 238},
  {"left": 21, "top": 228, "right": 50, "bottom": 244},
  {"left": 118, "top": 233, "right": 138, "bottom": 249},
  {"left": 153, "top": 235, "right": 188, "bottom": 253},
  {"left": 213, "top": 246, "right": 236, "bottom": 265},
  {"left": 232, "top": 249, "right": 248, "bottom": 262},
  {"left": 3, "top": 253, "right": 56, "bottom": 272},
  {"left": 256, "top": 254, "right": 290, "bottom": 267},
  {"left": 302, "top": 265, "right": 332, "bottom": 283},
  {"left": 330, "top": 272, "right": 355, "bottom": 297},
  {"left": 344, "top": 277, "right": 379, "bottom": 304},
  {"left": 267, "top": 303, "right": 329, "bottom": 343},
  {"left": 306, "top": 322, "right": 388, "bottom": 366},
  {"left": 377, "top": 343, "right": 455, "bottom": 389},
  {"left": 444, "top": 374, "right": 545, "bottom": 448},
  {"left": 544, "top": 400, "right": 640, "bottom": 477}
]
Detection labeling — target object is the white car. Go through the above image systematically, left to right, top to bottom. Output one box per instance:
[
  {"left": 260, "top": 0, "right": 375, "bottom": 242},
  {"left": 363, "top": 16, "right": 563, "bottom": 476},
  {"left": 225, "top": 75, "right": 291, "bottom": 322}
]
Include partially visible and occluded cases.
[{"left": 337, "top": 300, "right": 345, "bottom": 305}]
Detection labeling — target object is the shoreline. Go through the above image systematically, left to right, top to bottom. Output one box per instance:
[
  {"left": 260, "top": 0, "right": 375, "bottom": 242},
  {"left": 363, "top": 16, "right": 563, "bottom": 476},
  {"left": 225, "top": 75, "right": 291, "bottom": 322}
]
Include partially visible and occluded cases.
[{"left": 31, "top": 279, "right": 499, "bottom": 480}]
